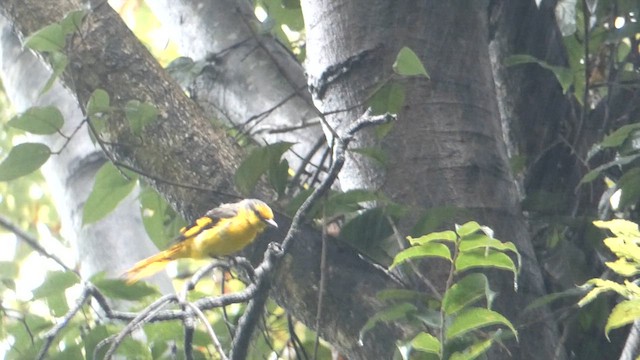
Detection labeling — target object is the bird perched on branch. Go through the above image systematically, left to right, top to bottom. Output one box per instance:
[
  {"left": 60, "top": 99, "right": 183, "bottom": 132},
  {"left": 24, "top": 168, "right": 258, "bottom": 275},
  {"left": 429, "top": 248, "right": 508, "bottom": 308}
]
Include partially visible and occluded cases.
[{"left": 123, "top": 199, "right": 277, "bottom": 284}]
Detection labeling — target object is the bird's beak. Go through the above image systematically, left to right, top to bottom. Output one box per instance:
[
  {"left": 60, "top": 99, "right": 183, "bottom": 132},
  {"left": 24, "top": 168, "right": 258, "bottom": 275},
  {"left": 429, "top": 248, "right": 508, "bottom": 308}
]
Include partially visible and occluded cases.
[{"left": 265, "top": 218, "right": 278, "bottom": 228}]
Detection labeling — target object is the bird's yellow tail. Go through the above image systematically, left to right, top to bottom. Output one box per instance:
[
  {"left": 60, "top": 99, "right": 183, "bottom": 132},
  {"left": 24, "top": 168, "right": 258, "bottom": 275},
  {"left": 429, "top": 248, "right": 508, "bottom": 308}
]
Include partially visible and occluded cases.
[{"left": 123, "top": 243, "right": 186, "bottom": 285}]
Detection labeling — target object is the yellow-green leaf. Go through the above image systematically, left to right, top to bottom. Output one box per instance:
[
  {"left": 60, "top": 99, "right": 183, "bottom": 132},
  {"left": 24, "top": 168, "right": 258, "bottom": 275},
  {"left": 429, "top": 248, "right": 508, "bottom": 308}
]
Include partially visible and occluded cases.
[
  {"left": 393, "top": 47, "right": 429, "bottom": 78},
  {"left": 593, "top": 219, "right": 640, "bottom": 237},
  {"left": 456, "top": 221, "right": 482, "bottom": 237},
  {"left": 407, "top": 230, "right": 457, "bottom": 245},
  {"left": 391, "top": 242, "right": 452, "bottom": 269},
  {"left": 455, "top": 249, "right": 517, "bottom": 276},
  {"left": 606, "top": 258, "right": 640, "bottom": 277},
  {"left": 442, "top": 273, "right": 491, "bottom": 315},
  {"left": 605, "top": 299, "right": 640, "bottom": 340},
  {"left": 446, "top": 308, "right": 517, "bottom": 341},
  {"left": 410, "top": 332, "right": 440, "bottom": 356},
  {"left": 450, "top": 336, "right": 495, "bottom": 360}
]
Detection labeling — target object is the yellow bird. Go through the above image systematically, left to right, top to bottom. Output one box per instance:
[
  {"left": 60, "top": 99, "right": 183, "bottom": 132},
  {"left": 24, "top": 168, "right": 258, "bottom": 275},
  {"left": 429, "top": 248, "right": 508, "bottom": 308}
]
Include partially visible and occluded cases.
[{"left": 123, "top": 199, "right": 277, "bottom": 284}]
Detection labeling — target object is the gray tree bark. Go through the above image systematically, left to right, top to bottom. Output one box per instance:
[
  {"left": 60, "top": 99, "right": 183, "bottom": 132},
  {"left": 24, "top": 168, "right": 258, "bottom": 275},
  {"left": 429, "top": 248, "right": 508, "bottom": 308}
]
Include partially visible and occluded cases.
[
  {"left": 147, "top": 0, "right": 326, "bottom": 175},
  {"left": 301, "top": 0, "right": 563, "bottom": 358}
]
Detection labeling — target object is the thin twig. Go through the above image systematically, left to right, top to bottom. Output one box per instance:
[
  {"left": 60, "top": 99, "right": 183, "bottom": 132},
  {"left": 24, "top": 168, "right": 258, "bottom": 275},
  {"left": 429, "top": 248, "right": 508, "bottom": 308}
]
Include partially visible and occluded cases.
[
  {"left": 280, "top": 110, "right": 396, "bottom": 254},
  {"left": 0, "top": 215, "right": 77, "bottom": 275},
  {"left": 388, "top": 216, "right": 442, "bottom": 299},
  {"left": 36, "top": 285, "right": 92, "bottom": 359},
  {"left": 103, "top": 294, "right": 178, "bottom": 359},
  {"left": 185, "top": 301, "right": 229, "bottom": 360}
]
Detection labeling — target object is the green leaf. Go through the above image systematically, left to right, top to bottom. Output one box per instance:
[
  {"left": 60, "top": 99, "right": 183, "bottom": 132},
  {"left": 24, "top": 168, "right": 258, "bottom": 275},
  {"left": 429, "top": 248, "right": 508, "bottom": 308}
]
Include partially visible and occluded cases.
[
  {"left": 59, "top": 10, "right": 87, "bottom": 35},
  {"left": 24, "top": 23, "right": 65, "bottom": 52},
  {"left": 393, "top": 47, "right": 429, "bottom": 78},
  {"left": 41, "top": 52, "right": 69, "bottom": 95},
  {"left": 505, "top": 54, "right": 573, "bottom": 94},
  {"left": 369, "top": 82, "right": 406, "bottom": 115},
  {"left": 87, "top": 89, "right": 111, "bottom": 116},
  {"left": 125, "top": 100, "right": 158, "bottom": 136},
  {"left": 8, "top": 106, "right": 64, "bottom": 135},
  {"left": 601, "top": 123, "right": 640, "bottom": 148},
  {"left": 234, "top": 142, "right": 294, "bottom": 195},
  {"left": 0, "top": 143, "right": 51, "bottom": 181},
  {"left": 580, "top": 153, "right": 640, "bottom": 184},
  {"left": 268, "top": 159, "right": 289, "bottom": 198},
  {"left": 83, "top": 162, "right": 137, "bottom": 224},
  {"left": 618, "top": 168, "right": 640, "bottom": 209},
  {"left": 139, "top": 186, "right": 186, "bottom": 250},
  {"left": 456, "top": 221, "right": 482, "bottom": 237},
  {"left": 407, "top": 230, "right": 457, "bottom": 245},
  {"left": 458, "top": 234, "right": 521, "bottom": 274},
  {"left": 458, "top": 234, "right": 517, "bottom": 253},
  {"left": 391, "top": 242, "right": 452, "bottom": 269},
  {"left": 455, "top": 249, "right": 517, "bottom": 277},
  {"left": 32, "top": 271, "right": 79, "bottom": 299},
  {"left": 91, "top": 274, "right": 159, "bottom": 301},
  {"left": 442, "top": 274, "right": 491, "bottom": 315},
  {"left": 47, "top": 292, "right": 70, "bottom": 317},
  {"left": 605, "top": 299, "right": 640, "bottom": 339},
  {"left": 359, "top": 302, "right": 417, "bottom": 342},
  {"left": 447, "top": 308, "right": 518, "bottom": 341},
  {"left": 83, "top": 324, "right": 111, "bottom": 360},
  {"left": 410, "top": 332, "right": 441, "bottom": 356},
  {"left": 449, "top": 336, "right": 495, "bottom": 360}
]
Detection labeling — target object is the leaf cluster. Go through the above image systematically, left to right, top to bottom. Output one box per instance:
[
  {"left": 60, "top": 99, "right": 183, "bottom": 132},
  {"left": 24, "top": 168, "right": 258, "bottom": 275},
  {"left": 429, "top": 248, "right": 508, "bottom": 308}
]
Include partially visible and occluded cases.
[
  {"left": 579, "top": 219, "right": 640, "bottom": 339},
  {"left": 362, "top": 222, "right": 520, "bottom": 360}
]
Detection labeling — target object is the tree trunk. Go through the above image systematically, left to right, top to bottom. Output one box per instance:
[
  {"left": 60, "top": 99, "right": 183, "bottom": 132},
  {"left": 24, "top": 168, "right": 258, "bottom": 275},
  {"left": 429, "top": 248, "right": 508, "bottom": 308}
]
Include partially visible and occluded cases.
[
  {"left": 147, "top": 0, "right": 327, "bottom": 174},
  {"left": 301, "top": 0, "right": 563, "bottom": 358}
]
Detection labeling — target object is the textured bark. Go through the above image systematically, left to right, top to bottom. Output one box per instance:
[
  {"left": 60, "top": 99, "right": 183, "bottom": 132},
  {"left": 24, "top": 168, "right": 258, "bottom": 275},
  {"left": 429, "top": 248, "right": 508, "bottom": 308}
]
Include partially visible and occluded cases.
[
  {"left": 2, "top": 0, "right": 244, "bottom": 217},
  {"left": 147, "top": 0, "right": 326, "bottom": 174},
  {"left": 302, "top": 0, "right": 562, "bottom": 358},
  {"left": 0, "top": 1, "right": 408, "bottom": 358},
  {"left": 0, "top": 17, "right": 173, "bottom": 296}
]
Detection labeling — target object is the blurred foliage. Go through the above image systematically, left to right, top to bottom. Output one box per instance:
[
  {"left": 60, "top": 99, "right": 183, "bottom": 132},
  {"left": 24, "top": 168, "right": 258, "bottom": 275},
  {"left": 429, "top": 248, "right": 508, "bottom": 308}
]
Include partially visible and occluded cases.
[{"left": 579, "top": 220, "right": 640, "bottom": 340}]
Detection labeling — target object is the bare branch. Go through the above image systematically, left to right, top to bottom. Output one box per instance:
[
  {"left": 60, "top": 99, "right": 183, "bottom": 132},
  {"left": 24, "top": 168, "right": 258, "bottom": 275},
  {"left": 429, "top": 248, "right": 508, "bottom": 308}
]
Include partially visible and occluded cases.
[
  {"left": 0, "top": 215, "right": 77, "bottom": 275},
  {"left": 36, "top": 285, "right": 92, "bottom": 359}
]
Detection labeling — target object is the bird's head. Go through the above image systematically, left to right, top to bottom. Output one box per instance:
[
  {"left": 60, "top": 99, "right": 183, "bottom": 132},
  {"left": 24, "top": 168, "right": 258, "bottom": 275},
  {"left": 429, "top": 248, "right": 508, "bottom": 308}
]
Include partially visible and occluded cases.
[{"left": 245, "top": 199, "right": 278, "bottom": 229}]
